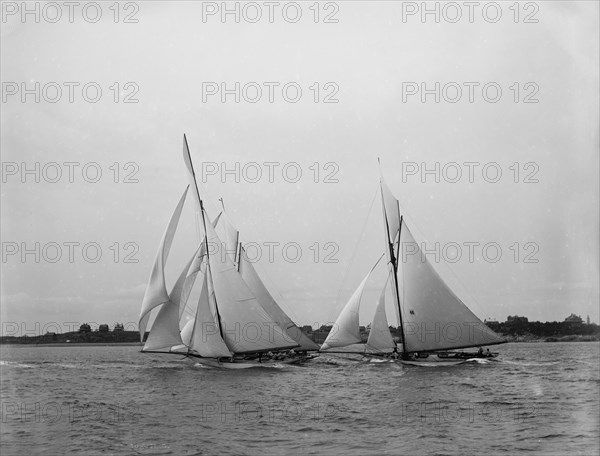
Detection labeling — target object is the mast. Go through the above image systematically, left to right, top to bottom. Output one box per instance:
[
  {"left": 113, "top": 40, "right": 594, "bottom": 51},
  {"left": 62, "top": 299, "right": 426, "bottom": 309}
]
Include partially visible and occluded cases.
[
  {"left": 183, "top": 134, "right": 225, "bottom": 342},
  {"left": 378, "top": 172, "right": 407, "bottom": 356},
  {"left": 385, "top": 205, "right": 407, "bottom": 354},
  {"left": 395, "top": 216, "right": 406, "bottom": 354},
  {"left": 233, "top": 231, "right": 240, "bottom": 268},
  {"left": 237, "top": 242, "right": 242, "bottom": 272}
]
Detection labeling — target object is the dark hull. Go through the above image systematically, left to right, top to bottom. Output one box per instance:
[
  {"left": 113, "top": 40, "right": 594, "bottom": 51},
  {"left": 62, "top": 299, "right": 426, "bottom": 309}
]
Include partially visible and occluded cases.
[
  {"left": 400, "top": 351, "right": 499, "bottom": 366},
  {"left": 188, "top": 353, "right": 319, "bottom": 369}
]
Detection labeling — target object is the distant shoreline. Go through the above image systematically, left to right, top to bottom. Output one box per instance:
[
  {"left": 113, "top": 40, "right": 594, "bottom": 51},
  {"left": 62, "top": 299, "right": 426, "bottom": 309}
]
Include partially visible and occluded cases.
[
  {"left": 1, "top": 327, "right": 598, "bottom": 347},
  {"left": 0, "top": 342, "right": 142, "bottom": 347}
]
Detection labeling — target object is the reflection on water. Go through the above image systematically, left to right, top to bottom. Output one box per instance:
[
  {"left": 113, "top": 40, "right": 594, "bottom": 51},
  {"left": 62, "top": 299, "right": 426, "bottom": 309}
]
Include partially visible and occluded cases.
[{"left": 1, "top": 342, "right": 598, "bottom": 455}]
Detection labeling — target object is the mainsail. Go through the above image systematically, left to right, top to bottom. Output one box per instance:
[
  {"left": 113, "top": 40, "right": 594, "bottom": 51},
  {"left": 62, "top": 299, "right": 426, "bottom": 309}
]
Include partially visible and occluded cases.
[
  {"left": 138, "top": 186, "right": 189, "bottom": 341},
  {"left": 203, "top": 210, "right": 299, "bottom": 353},
  {"left": 398, "top": 223, "right": 505, "bottom": 352},
  {"left": 239, "top": 247, "right": 319, "bottom": 351}
]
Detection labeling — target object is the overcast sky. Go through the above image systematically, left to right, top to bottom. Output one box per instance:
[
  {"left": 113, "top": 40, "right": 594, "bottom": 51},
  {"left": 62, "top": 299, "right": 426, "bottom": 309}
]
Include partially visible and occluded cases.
[{"left": 1, "top": 1, "right": 598, "bottom": 335}]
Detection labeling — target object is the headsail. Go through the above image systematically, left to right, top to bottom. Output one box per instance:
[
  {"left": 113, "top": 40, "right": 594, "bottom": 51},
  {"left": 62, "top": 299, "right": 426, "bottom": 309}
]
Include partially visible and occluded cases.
[
  {"left": 138, "top": 186, "right": 189, "bottom": 341},
  {"left": 399, "top": 223, "right": 506, "bottom": 352},
  {"left": 142, "top": 245, "right": 198, "bottom": 351},
  {"left": 239, "top": 247, "right": 319, "bottom": 351},
  {"left": 320, "top": 272, "right": 370, "bottom": 351},
  {"left": 365, "top": 274, "right": 395, "bottom": 353},
  {"left": 180, "top": 319, "right": 194, "bottom": 347}
]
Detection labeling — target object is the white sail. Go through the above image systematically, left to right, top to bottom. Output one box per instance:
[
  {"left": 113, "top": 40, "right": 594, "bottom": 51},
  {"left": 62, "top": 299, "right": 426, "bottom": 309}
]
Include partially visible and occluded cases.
[
  {"left": 182, "top": 134, "right": 202, "bottom": 214},
  {"left": 138, "top": 186, "right": 189, "bottom": 341},
  {"left": 204, "top": 215, "right": 299, "bottom": 353},
  {"left": 399, "top": 223, "right": 505, "bottom": 352},
  {"left": 143, "top": 244, "right": 198, "bottom": 351},
  {"left": 239, "top": 247, "right": 319, "bottom": 351},
  {"left": 189, "top": 268, "right": 232, "bottom": 358},
  {"left": 320, "top": 272, "right": 370, "bottom": 351},
  {"left": 366, "top": 275, "right": 395, "bottom": 353},
  {"left": 143, "top": 297, "right": 182, "bottom": 351},
  {"left": 180, "top": 319, "right": 194, "bottom": 346}
]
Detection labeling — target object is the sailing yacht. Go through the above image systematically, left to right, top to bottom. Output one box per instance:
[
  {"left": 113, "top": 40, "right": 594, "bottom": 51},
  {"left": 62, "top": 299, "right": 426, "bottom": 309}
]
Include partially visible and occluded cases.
[
  {"left": 138, "top": 135, "right": 318, "bottom": 368},
  {"left": 320, "top": 170, "right": 507, "bottom": 366}
]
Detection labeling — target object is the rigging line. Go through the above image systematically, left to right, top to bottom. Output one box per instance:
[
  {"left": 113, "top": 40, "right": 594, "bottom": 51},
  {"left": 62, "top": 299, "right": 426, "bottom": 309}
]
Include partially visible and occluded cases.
[
  {"left": 333, "top": 185, "right": 381, "bottom": 316},
  {"left": 396, "top": 199, "right": 488, "bottom": 318}
]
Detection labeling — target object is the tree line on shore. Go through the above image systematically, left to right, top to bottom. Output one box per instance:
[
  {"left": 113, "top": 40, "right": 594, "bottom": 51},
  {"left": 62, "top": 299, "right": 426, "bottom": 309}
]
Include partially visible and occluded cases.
[
  {"left": 1, "top": 314, "right": 598, "bottom": 345},
  {"left": 484, "top": 315, "right": 599, "bottom": 340}
]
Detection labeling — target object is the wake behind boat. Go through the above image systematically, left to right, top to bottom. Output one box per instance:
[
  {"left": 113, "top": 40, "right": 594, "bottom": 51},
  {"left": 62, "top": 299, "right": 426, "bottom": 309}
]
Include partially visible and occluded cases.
[
  {"left": 138, "top": 135, "right": 319, "bottom": 368},
  {"left": 320, "top": 164, "right": 507, "bottom": 366}
]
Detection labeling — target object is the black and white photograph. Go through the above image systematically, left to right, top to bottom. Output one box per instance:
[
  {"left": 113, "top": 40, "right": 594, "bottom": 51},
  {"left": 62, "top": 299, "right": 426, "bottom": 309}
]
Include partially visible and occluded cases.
[{"left": 1, "top": 1, "right": 599, "bottom": 455}]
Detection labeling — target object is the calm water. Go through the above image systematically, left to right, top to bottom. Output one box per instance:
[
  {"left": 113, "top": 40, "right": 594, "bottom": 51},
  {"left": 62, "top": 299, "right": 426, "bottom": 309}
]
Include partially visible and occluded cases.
[{"left": 1, "top": 342, "right": 598, "bottom": 455}]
